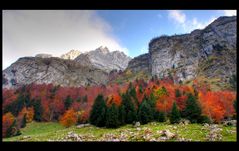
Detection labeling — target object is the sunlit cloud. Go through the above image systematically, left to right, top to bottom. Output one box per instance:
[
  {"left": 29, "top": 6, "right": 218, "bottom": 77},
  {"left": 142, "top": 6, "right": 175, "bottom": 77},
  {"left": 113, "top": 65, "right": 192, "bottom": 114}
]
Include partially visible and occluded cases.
[{"left": 3, "top": 10, "right": 128, "bottom": 70}]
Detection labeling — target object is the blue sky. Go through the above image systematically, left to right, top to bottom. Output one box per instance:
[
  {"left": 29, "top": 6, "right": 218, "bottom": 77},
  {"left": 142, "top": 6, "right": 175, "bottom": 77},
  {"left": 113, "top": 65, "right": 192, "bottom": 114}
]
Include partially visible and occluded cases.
[
  {"left": 2, "top": 10, "right": 236, "bottom": 70},
  {"left": 96, "top": 10, "right": 235, "bottom": 57}
]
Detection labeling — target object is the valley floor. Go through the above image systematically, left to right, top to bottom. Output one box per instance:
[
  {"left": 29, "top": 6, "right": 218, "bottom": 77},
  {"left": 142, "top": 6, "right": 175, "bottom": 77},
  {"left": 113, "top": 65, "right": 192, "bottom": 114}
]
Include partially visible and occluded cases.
[{"left": 3, "top": 121, "right": 236, "bottom": 142}]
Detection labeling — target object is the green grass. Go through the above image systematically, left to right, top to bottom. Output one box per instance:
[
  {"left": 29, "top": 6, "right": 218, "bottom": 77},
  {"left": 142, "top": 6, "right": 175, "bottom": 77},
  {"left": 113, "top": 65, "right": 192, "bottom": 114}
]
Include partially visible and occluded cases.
[{"left": 3, "top": 122, "right": 236, "bottom": 142}]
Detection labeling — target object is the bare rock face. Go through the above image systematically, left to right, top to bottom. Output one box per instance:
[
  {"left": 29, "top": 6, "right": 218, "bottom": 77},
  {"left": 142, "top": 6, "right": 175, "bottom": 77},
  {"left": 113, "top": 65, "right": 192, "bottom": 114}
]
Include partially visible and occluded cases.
[
  {"left": 143, "top": 16, "right": 236, "bottom": 83},
  {"left": 75, "top": 46, "right": 131, "bottom": 73},
  {"left": 60, "top": 50, "right": 81, "bottom": 60},
  {"left": 127, "top": 53, "right": 150, "bottom": 73},
  {"left": 2, "top": 57, "right": 108, "bottom": 89}
]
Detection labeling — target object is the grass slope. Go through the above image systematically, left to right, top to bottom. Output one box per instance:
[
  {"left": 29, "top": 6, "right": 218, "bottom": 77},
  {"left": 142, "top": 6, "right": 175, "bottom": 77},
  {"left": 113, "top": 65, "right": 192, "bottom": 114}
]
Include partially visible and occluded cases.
[{"left": 3, "top": 122, "right": 236, "bottom": 142}]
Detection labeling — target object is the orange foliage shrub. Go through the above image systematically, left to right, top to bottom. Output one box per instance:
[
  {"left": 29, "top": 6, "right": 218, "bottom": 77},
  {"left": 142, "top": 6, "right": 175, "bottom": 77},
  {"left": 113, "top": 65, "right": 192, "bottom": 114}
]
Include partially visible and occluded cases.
[
  {"left": 106, "top": 93, "right": 122, "bottom": 106},
  {"left": 19, "top": 107, "right": 35, "bottom": 123},
  {"left": 60, "top": 109, "right": 78, "bottom": 127},
  {"left": 2, "top": 112, "right": 15, "bottom": 138}
]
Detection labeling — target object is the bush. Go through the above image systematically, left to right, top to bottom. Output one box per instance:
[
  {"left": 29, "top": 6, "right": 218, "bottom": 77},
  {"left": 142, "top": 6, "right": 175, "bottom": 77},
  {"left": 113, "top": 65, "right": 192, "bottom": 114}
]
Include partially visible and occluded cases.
[
  {"left": 89, "top": 94, "right": 107, "bottom": 127},
  {"left": 170, "top": 102, "right": 181, "bottom": 124},
  {"left": 19, "top": 107, "right": 35, "bottom": 123},
  {"left": 60, "top": 109, "right": 78, "bottom": 127},
  {"left": 2, "top": 112, "right": 21, "bottom": 138},
  {"left": 198, "top": 115, "right": 212, "bottom": 124}
]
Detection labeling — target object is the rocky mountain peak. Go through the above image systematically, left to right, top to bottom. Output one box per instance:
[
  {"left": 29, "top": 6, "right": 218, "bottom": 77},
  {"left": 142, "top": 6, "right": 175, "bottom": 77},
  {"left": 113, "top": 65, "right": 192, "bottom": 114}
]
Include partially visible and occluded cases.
[
  {"left": 74, "top": 46, "right": 131, "bottom": 73},
  {"left": 95, "top": 46, "right": 110, "bottom": 54},
  {"left": 61, "top": 49, "right": 81, "bottom": 60}
]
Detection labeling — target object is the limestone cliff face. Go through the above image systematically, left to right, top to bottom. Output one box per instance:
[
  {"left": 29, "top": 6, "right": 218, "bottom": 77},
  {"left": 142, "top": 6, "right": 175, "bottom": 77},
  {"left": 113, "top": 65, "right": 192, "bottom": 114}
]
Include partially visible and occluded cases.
[
  {"left": 128, "top": 16, "right": 236, "bottom": 84},
  {"left": 149, "top": 16, "right": 236, "bottom": 82},
  {"left": 75, "top": 46, "right": 131, "bottom": 73},
  {"left": 127, "top": 53, "right": 150, "bottom": 73},
  {"left": 2, "top": 57, "right": 108, "bottom": 89}
]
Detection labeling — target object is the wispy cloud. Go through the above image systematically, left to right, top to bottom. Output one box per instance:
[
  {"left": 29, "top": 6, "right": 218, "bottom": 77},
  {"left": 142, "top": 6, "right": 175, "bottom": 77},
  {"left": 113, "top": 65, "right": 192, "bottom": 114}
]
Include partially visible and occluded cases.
[
  {"left": 3, "top": 10, "right": 128, "bottom": 70},
  {"left": 168, "top": 10, "right": 216, "bottom": 33},
  {"left": 168, "top": 10, "right": 186, "bottom": 24},
  {"left": 223, "top": 10, "right": 237, "bottom": 16}
]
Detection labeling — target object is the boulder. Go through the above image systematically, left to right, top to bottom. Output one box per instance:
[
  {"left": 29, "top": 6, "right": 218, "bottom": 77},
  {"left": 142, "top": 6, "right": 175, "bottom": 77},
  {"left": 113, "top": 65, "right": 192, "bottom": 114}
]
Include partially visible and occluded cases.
[
  {"left": 179, "top": 119, "right": 190, "bottom": 125},
  {"left": 222, "top": 120, "right": 236, "bottom": 126},
  {"left": 133, "top": 122, "right": 140, "bottom": 128},
  {"left": 76, "top": 123, "right": 91, "bottom": 128},
  {"left": 160, "top": 130, "right": 176, "bottom": 139}
]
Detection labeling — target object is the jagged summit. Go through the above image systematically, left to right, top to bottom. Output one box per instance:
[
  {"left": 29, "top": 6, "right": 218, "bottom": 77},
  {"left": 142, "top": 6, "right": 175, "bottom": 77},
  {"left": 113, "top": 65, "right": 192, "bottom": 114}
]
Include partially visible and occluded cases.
[
  {"left": 74, "top": 47, "right": 131, "bottom": 73},
  {"left": 60, "top": 49, "right": 81, "bottom": 60}
]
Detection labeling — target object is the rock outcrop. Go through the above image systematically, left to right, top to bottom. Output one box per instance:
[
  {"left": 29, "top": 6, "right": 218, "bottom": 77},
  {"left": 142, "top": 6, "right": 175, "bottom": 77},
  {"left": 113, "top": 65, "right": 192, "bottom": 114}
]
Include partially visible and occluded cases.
[
  {"left": 128, "top": 16, "right": 236, "bottom": 84},
  {"left": 75, "top": 46, "right": 131, "bottom": 73},
  {"left": 60, "top": 50, "right": 81, "bottom": 60},
  {"left": 35, "top": 53, "right": 53, "bottom": 58},
  {"left": 127, "top": 53, "right": 150, "bottom": 73},
  {"left": 2, "top": 57, "right": 108, "bottom": 88}
]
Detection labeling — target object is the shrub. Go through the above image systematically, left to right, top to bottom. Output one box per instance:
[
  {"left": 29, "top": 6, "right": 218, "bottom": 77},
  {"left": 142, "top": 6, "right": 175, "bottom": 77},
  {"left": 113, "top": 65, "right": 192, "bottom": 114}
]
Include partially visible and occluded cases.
[
  {"left": 19, "top": 107, "right": 35, "bottom": 123},
  {"left": 60, "top": 109, "right": 78, "bottom": 127},
  {"left": 154, "top": 111, "right": 166, "bottom": 122},
  {"left": 2, "top": 112, "right": 21, "bottom": 138},
  {"left": 198, "top": 115, "right": 212, "bottom": 124}
]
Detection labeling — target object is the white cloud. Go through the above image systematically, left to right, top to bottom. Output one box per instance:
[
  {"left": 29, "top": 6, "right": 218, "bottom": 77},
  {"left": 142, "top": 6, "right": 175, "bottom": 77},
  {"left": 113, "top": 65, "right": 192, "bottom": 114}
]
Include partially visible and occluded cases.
[
  {"left": 3, "top": 10, "right": 128, "bottom": 70},
  {"left": 168, "top": 10, "right": 186, "bottom": 24},
  {"left": 168, "top": 10, "right": 217, "bottom": 33},
  {"left": 224, "top": 10, "right": 237, "bottom": 16},
  {"left": 182, "top": 17, "right": 217, "bottom": 32}
]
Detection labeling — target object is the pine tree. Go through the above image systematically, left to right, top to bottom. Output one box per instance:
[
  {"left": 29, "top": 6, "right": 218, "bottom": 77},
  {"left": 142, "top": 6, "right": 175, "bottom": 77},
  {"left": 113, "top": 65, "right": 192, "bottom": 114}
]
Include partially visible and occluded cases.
[
  {"left": 175, "top": 89, "right": 181, "bottom": 98},
  {"left": 121, "top": 93, "right": 137, "bottom": 124},
  {"left": 148, "top": 93, "right": 157, "bottom": 120},
  {"left": 183, "top": 93, "right": 202, "bottom": 123},
  {"left": 89, "top": 94, "right": 107, "bottom": 127},
  {"left": 64, "top": 95, "right": 73, "bottom": 110},
  {"left": 138, "top": 98, "right": 154, "bottom": 124},
  {"left": 32, "top": 99, "right": 43, "bottom": 122},
  {"left": 234, "top": 100, "right": 237, "bottom": 112},
  {"left": 170, "top": 102, "right": 181, "bottom": 124},
  {"left": 106, "top": 103, "right": 120, "bottom": 128},
  {"left": 118, "top": 104, "right": 126, "bottom": 125},
  {"left": 154, "top": 111, "right": 166, "bottom": 122},
  {"left": 21, "top": 114, "right": 27, "bottom": 128}
]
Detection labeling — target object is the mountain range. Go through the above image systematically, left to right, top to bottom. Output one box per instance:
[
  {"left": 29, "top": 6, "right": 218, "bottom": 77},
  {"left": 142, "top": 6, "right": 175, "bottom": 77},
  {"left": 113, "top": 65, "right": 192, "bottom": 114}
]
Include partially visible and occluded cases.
[{"left": 2, "top": 16, "right": 236, "bottom": 90}]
